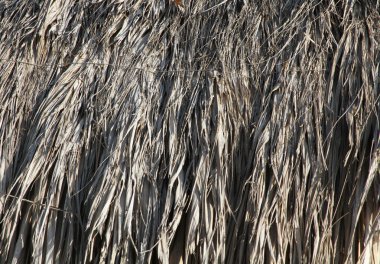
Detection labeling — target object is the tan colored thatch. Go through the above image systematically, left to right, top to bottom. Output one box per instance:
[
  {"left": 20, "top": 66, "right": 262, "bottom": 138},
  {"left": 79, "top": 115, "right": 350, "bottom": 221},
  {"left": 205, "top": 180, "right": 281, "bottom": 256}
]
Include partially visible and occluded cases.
[{"left": 0, "top": 0, "right": 379, "bottom": 263}]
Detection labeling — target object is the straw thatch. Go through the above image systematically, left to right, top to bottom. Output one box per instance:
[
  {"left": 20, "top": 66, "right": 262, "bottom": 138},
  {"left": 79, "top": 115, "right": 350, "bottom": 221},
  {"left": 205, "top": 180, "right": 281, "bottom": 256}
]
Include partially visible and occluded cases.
[{"left": 0, "top": 0, "right": 379, "bottom": 263}]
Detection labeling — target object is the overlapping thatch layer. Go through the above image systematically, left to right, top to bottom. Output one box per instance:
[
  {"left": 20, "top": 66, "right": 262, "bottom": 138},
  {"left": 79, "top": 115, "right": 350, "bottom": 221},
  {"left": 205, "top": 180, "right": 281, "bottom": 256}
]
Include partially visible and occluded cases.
[{"left": 0, "top": 0, "right": 379, "bottom": 263}]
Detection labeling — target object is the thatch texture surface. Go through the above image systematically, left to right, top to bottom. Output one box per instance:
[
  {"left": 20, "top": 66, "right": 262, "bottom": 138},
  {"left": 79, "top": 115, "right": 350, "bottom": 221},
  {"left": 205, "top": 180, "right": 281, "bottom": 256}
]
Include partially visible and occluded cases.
[{"left": 0, "top": 0, "right": 379, "bottom": 263}]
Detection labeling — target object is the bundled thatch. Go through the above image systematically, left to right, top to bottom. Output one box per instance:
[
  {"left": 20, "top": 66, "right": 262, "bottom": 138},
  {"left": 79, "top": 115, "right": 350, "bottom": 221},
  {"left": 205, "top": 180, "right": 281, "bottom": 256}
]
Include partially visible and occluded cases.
[{"left": 0, "top": 0, "right": 379, "bottom": 263}]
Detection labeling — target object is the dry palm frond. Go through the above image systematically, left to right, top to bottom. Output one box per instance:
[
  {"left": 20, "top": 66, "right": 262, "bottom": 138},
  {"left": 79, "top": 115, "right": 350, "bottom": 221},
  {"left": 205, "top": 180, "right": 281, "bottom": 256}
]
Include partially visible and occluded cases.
[{"left": 0, "top": 0, "right": 379, "bottom": 263}]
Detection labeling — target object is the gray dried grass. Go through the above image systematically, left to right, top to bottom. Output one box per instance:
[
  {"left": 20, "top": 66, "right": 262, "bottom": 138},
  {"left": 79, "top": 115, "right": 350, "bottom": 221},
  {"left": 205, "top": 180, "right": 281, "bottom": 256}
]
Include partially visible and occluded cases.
[{"left": 0, "top": 0, "right": 379, "bottom": 263}]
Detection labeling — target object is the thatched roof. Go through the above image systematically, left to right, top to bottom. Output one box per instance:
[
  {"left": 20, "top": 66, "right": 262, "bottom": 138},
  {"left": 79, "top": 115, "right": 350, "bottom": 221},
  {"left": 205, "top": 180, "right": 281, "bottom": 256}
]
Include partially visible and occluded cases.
[{"left": 0, "top": 0, "right": 379, "bottom": 263}]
